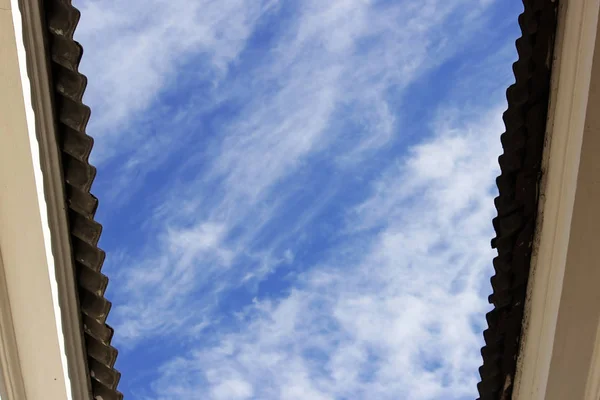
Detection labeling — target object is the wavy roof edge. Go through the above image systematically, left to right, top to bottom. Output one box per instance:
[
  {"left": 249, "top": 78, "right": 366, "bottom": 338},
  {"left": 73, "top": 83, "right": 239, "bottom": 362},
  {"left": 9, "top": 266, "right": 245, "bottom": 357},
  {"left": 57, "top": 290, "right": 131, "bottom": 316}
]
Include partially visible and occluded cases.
[
  {"left": 43, "top": 0, "right": 122, "bottom": 398},
  {"left": 477, "top": 0, "right": 559, "bottom": 399}
]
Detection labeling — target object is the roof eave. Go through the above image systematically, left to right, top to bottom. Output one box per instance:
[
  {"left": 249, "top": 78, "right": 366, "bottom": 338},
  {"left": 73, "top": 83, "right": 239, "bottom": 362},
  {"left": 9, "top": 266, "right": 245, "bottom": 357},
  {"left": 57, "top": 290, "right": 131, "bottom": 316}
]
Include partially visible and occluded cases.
[
  {"left": 14, "top": 0, "right": 93, "bottom": 398},
  {"left": 478, "top": 0, "right": 559, "bottom": 398}
]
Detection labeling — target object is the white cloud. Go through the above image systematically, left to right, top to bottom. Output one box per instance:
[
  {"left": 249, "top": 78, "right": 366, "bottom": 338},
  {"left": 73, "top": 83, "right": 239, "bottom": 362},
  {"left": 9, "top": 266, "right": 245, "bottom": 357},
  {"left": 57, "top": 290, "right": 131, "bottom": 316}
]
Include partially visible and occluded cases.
[
  {"left": 74, "top": 0, "right": 279, "bottom": 162},
  {"left": 93, "top": 0, "right": 500, "bottom": 347},
  {"left": 70, "top": 1, "right": 525, "bottom": 398},
  {"left": 147, "top": 105, "right": 503, "bottom": 400},
  {"left": 114, "top": 222, "right": 231, "bottom": 340},
  {"left": 211, "top": 379, "right": 254, "bottom": 400}
]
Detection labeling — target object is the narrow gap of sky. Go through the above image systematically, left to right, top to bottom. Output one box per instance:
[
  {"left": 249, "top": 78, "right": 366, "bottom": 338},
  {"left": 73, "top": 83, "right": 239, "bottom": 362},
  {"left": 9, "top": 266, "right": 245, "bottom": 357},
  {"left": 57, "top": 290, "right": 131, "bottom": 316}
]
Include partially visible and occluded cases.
[{"left": 74, "top": 0, "right": 522, "bottom": 399}]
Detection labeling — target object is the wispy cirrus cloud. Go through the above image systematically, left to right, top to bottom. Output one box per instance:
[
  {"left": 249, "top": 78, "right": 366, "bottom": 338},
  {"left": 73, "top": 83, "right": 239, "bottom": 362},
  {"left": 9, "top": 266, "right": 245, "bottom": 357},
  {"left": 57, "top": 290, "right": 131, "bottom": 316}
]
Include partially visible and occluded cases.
[
  {"left": 73, "top": 0, "right": 522, "bottom": 398},
  {"left": 76, "top": 0, "right": 278, "bottom": 150},
  {"left": 83, "top": 0, "right": 497, "bottom": 341},
  {"left": 148, "top": 106, "right": 503, "bottom": 400}
]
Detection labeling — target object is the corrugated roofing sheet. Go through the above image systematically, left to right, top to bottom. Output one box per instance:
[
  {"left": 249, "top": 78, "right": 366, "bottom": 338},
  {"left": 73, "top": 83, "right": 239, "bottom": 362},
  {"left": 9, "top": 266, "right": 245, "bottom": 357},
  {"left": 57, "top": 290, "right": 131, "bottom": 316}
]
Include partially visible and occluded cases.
[
  {"left": 43, "top": 0, "right": 122, "bottom": 398},
  {"left": 477, "top": 0, "right": 558, "bottom": 399}
]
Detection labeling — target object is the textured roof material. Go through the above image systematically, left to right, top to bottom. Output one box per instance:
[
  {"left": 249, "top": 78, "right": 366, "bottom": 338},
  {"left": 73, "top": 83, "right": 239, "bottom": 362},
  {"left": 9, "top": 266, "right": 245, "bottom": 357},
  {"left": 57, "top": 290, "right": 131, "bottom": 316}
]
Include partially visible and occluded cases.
[
  {"left": 43, "top": 0, "right": 122, "bottom": 398},
  {"left": 477, "top": 0, "right": 558, "bottom": 399}
]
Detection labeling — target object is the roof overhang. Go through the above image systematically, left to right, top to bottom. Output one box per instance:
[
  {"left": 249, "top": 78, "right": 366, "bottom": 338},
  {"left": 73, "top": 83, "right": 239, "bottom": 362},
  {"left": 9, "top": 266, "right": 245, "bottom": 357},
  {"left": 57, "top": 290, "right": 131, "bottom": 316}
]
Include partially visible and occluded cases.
[
  {"left": 0, "top": 0, "right": 89, "bottom": 398},
  {"left": 0, "top": 0, "right": 121, "bottom": 398},
  {"left": 513, "top": 0, "right": 600, "bottom": 398},
  {"left": 477, "top": 1, "right": 559, "bottom": 397}
]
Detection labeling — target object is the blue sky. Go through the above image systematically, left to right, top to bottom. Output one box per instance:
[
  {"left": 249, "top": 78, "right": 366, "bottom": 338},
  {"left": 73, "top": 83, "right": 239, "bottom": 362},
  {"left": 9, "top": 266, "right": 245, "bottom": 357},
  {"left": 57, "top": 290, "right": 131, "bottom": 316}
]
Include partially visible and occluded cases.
[{"left": 73, "top": 0, "right": 522, "bottom": 398}]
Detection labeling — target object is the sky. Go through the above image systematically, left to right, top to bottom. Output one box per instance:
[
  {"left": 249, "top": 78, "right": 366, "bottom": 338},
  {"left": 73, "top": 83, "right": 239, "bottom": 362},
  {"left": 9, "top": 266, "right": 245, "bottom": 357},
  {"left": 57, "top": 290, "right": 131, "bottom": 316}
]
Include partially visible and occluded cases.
[{"left": 72, "top": 0, "right": 522, "bottom": 399}]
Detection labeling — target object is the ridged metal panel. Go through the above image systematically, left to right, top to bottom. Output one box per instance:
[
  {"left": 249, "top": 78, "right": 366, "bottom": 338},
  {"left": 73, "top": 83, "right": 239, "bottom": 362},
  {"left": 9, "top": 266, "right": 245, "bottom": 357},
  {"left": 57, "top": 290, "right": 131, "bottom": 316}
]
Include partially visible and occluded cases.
[
  {"left": 43, "top": 0, "right": 123, "bottom": 398},
  {"left": 477, "top": 0, "right": 558, "bottom": 398}
]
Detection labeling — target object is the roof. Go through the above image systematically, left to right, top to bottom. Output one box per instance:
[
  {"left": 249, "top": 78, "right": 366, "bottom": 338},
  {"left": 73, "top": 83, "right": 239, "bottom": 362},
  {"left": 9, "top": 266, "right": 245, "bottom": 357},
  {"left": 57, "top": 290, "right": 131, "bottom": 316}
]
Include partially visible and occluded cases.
[
  {"left": 43, "top": 0, "right": 122, "bottom": 398},
  {"left": 477, "top": 0, "right": 559, "bottom": 398},
  {"left": 34, "top": 1, "right": 560, "bottom": 398}
]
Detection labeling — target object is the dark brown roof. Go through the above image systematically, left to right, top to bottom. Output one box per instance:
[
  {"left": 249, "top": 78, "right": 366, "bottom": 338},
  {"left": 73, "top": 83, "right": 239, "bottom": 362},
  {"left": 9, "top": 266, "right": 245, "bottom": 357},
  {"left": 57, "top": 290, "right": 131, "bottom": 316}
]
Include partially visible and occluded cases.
[
  {"left": 43, "top": 0, "right": 122, "bottom": 398},
  {"left": 477, "top": 0, "right": 558, "bottom": 398}
]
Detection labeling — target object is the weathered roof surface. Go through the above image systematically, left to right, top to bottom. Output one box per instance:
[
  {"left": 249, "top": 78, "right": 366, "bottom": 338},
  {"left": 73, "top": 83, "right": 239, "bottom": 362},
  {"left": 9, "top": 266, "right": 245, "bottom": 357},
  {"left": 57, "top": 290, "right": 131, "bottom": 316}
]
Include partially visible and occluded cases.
[
  {"left": 44, "top": 0, "right": 122, "bottom": 398},
  {"left": 477, "top": 0, "right": 558, "bottom": 398}
]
